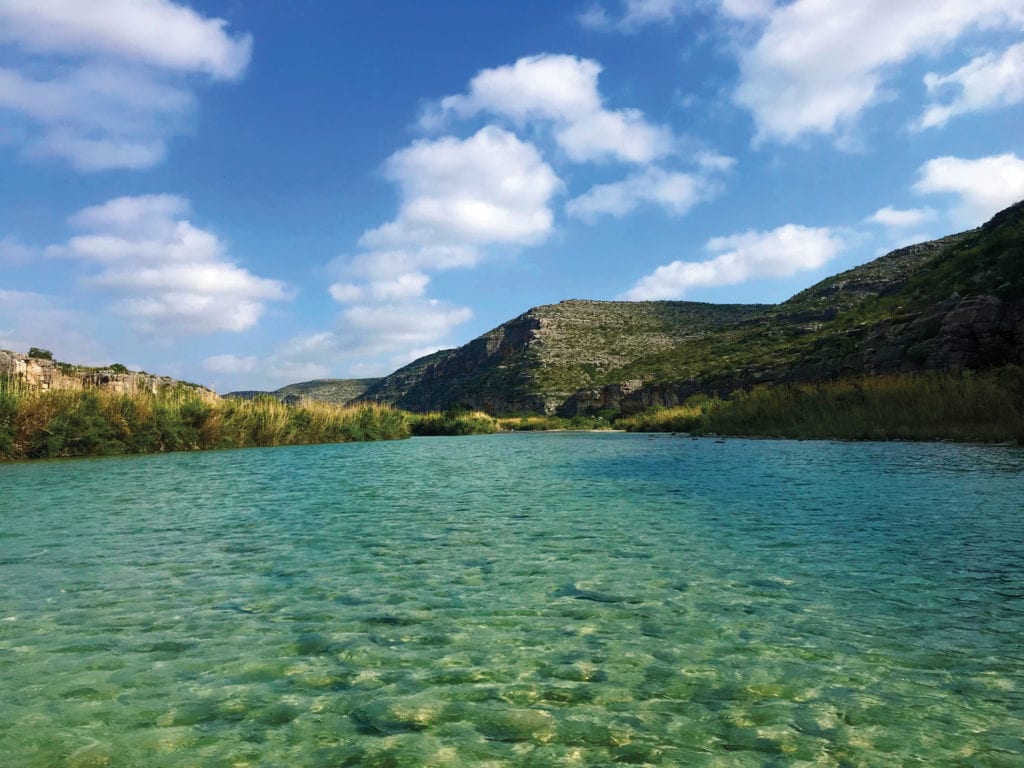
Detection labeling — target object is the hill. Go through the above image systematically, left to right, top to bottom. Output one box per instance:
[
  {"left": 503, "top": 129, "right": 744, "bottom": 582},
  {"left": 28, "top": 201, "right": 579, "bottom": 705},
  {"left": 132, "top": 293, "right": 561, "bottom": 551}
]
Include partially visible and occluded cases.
[
  {"left": 347, "top": 200, "right": 1024, "bottom": 415},
  {"left": 356, "top": 301, "right": 765, "bottom": 413},
  {"left": 226, "top": 378, "right": 380, "bottom": 405}
]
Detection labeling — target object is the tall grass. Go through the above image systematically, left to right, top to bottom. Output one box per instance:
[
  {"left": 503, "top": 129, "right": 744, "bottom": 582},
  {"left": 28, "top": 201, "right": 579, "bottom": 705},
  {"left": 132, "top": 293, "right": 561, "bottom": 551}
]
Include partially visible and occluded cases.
[
  {"left": 616, "top": 367, "right": 1024, "bottom": 443},
  {"left": 0, "top": 381, "right": 409, "bottom": 460},
  {"left": 407, "top": 409, "right": 500, "bottom": 436},
  {"left": 407, "top": 409, "right": 615, "bottom": 435},
  {"left": 496, "top": 414, "right": 613, "bottom": 431}
]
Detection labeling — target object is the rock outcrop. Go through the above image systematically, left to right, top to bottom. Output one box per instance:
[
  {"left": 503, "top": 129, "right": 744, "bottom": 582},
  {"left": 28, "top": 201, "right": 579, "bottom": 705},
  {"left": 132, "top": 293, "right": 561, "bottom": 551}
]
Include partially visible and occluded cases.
[
  {"left": 357, "top": 300, "right": 764, "bottom": 414},
  {"left": 0, "top": 350, "right": 219, "bottom": 402}
]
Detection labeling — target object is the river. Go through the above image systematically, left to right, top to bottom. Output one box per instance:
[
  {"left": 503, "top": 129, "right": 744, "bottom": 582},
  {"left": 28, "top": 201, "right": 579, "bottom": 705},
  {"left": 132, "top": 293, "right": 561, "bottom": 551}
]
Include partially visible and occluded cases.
[{"left": 2, "top": 433, "right": 1022, "bottom": 766}]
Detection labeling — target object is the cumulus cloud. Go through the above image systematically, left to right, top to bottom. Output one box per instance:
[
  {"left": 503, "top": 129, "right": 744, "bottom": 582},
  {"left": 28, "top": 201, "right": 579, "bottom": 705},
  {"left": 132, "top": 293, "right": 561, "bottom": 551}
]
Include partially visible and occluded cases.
[
  {"left": 0, "top": 0, "right": 251, "bottom": 170},
  {"left": 579, "top": 0, "right": 690, "bottom": 31},
  {"left": 580, "top": 0, "right": 772, "bottom": 30},
  {"left": 718, "top": 0, "right": 775, "bottom": 20},
  {"left": 733, "top": 0, "right": 1024, "bottom": 144},
  {"left": 916, "top": 42, "right": 1024, "bottom": 130},
  {"left": 430, "top": 54, "right": 673, "bottom": 164},
  {"left": 361, "top": 126, "right": 560, "bottom": 249},
  {"left": 328, "top": 128, "right": 548, "bottom": 360},
  {"left": 914, "top": 153, "right": 1024, "bottom": 227},
  {"left": 567, "top": 167, "right": 719, "bottom": 221},
  {"left": 50, "top": 194, "right": 288, "bottom": 334},
  {"left": 865, "top": 206, "right": 938, "bottom": 229},
  {"left": 622, "top": 224, "right": 844, "bottom": 299},
  {"left": 0, "top": 236, "right": 34, "bottom": 264},
  {"left": 0, "top": 288, "right": 105, "bottom": 360},
  {"left": 212, "top": 300, "right": 473, "bottom": 390},
  {"left": 339, "top": 301, "right": 473, "bottom": 355},
  {"left": 203, "top": 354, "right": 258, "bottom": 374}
]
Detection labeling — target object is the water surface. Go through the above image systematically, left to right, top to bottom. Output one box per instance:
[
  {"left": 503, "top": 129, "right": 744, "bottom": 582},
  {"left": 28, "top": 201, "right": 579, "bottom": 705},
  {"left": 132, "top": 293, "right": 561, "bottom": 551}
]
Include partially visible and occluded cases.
[{"left": 2, "top": 434, "right": 1023, "bottom": 766}]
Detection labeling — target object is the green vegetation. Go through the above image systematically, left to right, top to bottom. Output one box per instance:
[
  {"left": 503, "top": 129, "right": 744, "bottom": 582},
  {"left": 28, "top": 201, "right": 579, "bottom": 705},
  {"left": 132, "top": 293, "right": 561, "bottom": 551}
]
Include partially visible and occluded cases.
[
  {"left": 342, "top": 201, "right": 1024, "bottom": 416},
  {"left": 27, "top": 347, "right": 53, "bottom": 360},
  {"left": 5, "top": 366, "right": 1023, "bottom": 460},
  {"left": 617, "top": 367, "right": 1024, "bottom": 443},
  {"left": 226, "top": 377, "right": 382, "bottom": 405},
  {"left": 0, "top": 378, "right": 409, "bottom": 460},
  {"left": 405, "top": 407, "right": 618, "bottom": 436},
  {"left": 398, "top": 408, "right": 616, "bottom": 436},
  {"left": 407, "top": 408, "right": 500, "bottom": 436},
  {"left": 497, "top": 414, "right": 613, "bottom": 431}
]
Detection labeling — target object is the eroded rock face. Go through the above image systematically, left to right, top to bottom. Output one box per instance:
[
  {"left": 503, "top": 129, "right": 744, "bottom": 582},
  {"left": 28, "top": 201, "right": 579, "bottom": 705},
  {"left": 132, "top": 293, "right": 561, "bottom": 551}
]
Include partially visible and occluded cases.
[
  {"left": 559, "top": 295, "right": 1024, "bottom": 415},
  {"left": 358, "top": 300, "right": 764, "bottom": 414},
  {"left": 0, "top": 350, "right": 219, "bottom": 402},
  {"left": 0, "top": 351, "right": 81, "bottom": 391}
]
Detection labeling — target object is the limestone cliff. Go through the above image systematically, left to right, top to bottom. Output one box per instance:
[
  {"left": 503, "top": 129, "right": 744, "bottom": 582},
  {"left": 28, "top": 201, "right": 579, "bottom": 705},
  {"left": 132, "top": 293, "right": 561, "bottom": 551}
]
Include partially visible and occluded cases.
[
  {"left": 357, "top": 300, "right": 764, "bottom": 413},
  {"left": 0, "top": 350, "right": 219, "bottom": 402}
]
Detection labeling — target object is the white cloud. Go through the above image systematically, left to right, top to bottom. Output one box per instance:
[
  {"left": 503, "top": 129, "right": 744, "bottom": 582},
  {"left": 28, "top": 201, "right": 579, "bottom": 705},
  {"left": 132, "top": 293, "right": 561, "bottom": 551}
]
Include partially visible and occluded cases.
[
  {"left": 0, "top": 0, "right": 251, "bottom": 170},
  {"left": 0, "top": 0, "right": 251, "bottom": 79},
  {"left": 580, "top": 0, "right": 772, "bottom": 30},
  {"left": 621, "top": 0, "right": 690, "bottom": 26},
  {"left": 718, "top": 0, "right": 774, "bottom": 20},
  {"left": 733, "top": 0, "right": 1024, "bottom": 144},
  {"left": 578, "top": 5, "right": 613, "bottom": 30},
  {"left": 916, "top": 42, "right": 1024, "bottom": 130},
  {"left": 431, "top": 54, "right": 673, "bottom": 164},
  {"left": 555, "top": 107, "right": 673, "bottom": 164},
  {"left": 361, "top": 126, "right": 560, "bottom": 250},
  {"left": 329, "top": 127, "right": 558, "bottom": 364},
  {"left": 327, "top": 131, "right": 522, "bottom": 359},
  {"left": 327, "top": 132, "right": 516, "bottom": 360},
  {"left": 695, "top": 151, "right": 737, "bottom": 172},
  {"left": 914, "top": 153, "right": 1024, "bottom": 227},
  {"left": 567, "top": 166, "right": 718, "bottom": 221},
  {"left": 51, "top": 194, "right": 288, "bottom": 334},
  {"left": 866, "top": 206, "right": 938, "bottom": 229},
  {"left": 622, "top": 224, "right": 844, "bottom": 299},
  {"left": 0, "top": 236, "right": 34, "bottom": 264},
  {"left": 329, "top": 272, "right": 430, "bottom": 303},
  {"left": 328, "top": 283, "right": 364, "bottom": 303},
  {"left": 0, "top": 288, "right": 104, "bottom": 361},
  {"left": 220, "top": 300, "right": 472, "bottom": 388},
  {"left": 339, "top": 301, "right": 473, "bottom": 355},
  {"left": 212, "top": 333, "right": 336, "bottom": 389},
  {"left": 203, "top": 354, "right": 258, "bottom": 374}
]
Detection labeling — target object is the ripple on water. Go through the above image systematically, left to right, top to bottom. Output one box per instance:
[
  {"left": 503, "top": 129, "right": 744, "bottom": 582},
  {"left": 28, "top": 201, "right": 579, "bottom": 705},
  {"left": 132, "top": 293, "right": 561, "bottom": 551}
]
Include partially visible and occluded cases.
[{"left": 2, "top": 435, "right": 1024, "bottom": 765}]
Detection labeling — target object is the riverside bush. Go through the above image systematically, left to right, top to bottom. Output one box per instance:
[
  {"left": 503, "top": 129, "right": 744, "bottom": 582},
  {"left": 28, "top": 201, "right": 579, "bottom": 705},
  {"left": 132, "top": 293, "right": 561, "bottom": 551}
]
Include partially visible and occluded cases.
[
  {"left": 616, "top": 368, "right": 1024, "bottom": 443},
  {"left": 0, "top": 380, "right": 410, "bottom": 460},
  {"left": 408, "top": 408, "right": 500, "bottom": 436}
]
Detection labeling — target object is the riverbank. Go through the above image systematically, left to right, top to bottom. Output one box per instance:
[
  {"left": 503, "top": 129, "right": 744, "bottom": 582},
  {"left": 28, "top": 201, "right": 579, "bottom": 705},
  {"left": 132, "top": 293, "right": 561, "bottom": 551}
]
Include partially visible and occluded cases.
[
  {"left": 4, "top": 367, "right": 1023, "bottom": 460},
  {"left": 616, "top": 367, "right": 1024, "bottom": 444},
  {"left": 0, "top": 379, "right": 408, "bottom": 460}
]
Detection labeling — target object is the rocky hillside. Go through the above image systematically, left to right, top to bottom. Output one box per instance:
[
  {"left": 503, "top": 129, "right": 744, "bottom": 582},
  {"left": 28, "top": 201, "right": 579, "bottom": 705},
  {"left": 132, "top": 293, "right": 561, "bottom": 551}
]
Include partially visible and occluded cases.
[
  {"left": 350, "top": 200, "right": 1024, "bottom": 415},
  {"left": 357, "top": 300, "right": 765, "bottom": 413},
  {"left": 0, "top": 350, "right": 219, "bottom": 402},
  {"left": 226, "top": 378, "right": 380, "bottom": 405}
]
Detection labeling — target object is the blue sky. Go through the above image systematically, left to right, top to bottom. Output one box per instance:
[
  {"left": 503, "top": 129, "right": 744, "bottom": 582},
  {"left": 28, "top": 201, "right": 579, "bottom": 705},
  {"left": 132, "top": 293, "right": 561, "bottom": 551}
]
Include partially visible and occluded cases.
[{"left": 1, "top": 0, "right": 1023, "bottom": 392}]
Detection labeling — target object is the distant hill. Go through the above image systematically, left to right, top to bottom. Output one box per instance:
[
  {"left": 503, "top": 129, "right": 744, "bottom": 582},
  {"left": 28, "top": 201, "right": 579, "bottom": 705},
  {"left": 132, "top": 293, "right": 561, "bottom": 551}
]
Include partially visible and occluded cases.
[
  {"left": 345, "top": 200, "right": 1024, "bottom": 415},
  {"left": 356, "top": 301, "right": 765, "bottom": 413},
  {"left": 226, "top": 378, "right": 380, "bottom": 405}
]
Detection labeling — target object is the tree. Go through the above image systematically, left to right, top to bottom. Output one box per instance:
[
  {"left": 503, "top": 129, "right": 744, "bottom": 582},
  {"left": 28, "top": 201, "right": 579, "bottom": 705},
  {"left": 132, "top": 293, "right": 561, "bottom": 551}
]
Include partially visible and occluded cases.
[{"left": 27, "top": 347, "right": 53, "bottom": 360}]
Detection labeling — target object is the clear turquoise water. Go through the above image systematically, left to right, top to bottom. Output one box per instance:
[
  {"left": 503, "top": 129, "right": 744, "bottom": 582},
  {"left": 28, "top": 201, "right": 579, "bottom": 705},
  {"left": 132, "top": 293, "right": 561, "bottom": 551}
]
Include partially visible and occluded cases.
[{"left": 2, "top": 433, "right": 1023, "bottom": 767}]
